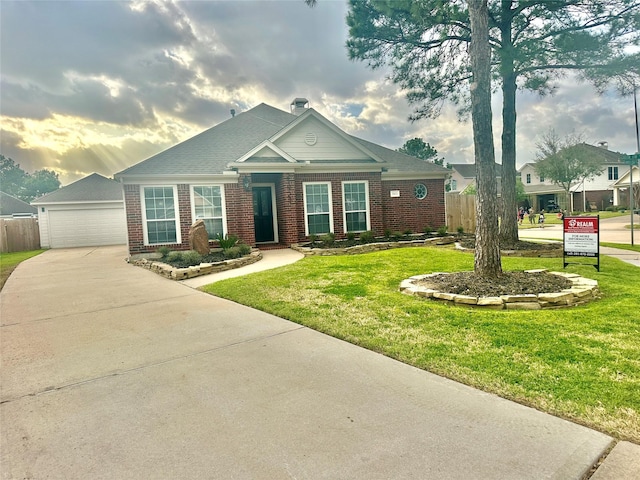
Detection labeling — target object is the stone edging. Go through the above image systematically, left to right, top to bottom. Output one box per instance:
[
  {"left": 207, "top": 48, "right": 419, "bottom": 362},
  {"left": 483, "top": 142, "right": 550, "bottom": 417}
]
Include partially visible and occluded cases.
[
  {"left": 292, "top": 236, "right": 457, "bottom": 256},
  {"left": 455, "top": 242, "right": 563, "bottom": 258},
  {"left": 129, "top": 250, "right": 263, "bottom": 281},
  {"left": 399, "top": 270, "right": 600, "bottom": 310}
]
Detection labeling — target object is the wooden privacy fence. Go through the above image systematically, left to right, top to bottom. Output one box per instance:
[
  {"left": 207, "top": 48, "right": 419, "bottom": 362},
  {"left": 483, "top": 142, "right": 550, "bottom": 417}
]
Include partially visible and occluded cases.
[
  {"left": 445, "top": 193, "right": 476, "bottom": 234},
  {"left": 0, "top": 218, "right": 41, "bottom": 253}
]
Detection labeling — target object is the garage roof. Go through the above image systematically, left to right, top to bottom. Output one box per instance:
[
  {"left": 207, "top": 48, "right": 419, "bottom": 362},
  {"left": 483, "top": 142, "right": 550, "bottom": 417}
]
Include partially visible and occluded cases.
[{"left": 32, "top": 173, "right": 123, "bottom": 205}]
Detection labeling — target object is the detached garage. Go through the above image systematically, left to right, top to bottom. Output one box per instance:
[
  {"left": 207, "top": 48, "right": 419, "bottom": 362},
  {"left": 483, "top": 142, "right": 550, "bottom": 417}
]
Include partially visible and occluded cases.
[{"left": 32, "top": 173, "right": 127, "bottom": 248}]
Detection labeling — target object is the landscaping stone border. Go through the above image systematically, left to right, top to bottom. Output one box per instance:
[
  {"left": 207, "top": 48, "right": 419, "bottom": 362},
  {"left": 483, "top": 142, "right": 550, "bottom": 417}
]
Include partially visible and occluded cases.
[
  {"left": 292, "top": 236, "right": 457, "bottom": 256},
  {"left": 455, "top": 242, "right": 563, "bottom": 258},
  {"left": 129, "top": 250, "right": 263, "bottom": 281},
  {"left": 400, "top": 270, "right": 600, "bottom": 310}
]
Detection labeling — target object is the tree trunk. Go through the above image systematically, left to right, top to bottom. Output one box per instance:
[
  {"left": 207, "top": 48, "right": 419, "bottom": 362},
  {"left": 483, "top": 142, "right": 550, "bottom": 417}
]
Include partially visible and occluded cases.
[
  {"left": 468, "top": 0, "right": 502, "bottom": 278},
  {"left": 498, "top": 2, "right": 519, "bottom": 245},
  {"left": 500, "top": 73, "right": 519, "bottom": 244}
]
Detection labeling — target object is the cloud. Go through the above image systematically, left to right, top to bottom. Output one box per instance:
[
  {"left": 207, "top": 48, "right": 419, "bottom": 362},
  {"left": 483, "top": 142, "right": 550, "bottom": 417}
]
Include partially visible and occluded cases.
[{"left": 1, "top": 0, "right": 637, "bottom": 185}]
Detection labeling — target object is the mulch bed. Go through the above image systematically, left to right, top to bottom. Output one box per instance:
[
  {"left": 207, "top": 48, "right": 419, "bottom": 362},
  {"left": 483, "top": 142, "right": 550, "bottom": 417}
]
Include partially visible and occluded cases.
[
  {"left": 162, "top": 252, "right": 227, "bottom": 268},
  {"left": 417, "top": 271, "right": 573, "bottom": 297}
]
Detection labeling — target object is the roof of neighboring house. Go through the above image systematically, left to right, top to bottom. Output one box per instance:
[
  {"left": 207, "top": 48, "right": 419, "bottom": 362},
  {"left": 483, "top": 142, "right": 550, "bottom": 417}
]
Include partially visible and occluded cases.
[
  {"left": 116, "top": 102, "right": 449, "bottom": 178},
  {"left": 520, "top": 144, "right": 625, "bottom": 172},
  {"left": 449, "top": 163, "right": 502, "bottom": 178},
  {"left": 612, "top": 165, "right": 639, "bottom": 187},
  {"left": 32, "top": 173, "right": 123, "bottom": 204},
  {"left": 0, "top": 191, "right": 38, "bottom": 216}
]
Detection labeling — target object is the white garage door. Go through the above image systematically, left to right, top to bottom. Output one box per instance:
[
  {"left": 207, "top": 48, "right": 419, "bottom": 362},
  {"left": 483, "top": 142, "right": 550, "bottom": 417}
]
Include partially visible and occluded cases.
[{"left": 49, "top": 208, "right": 127, "bottom": 248}]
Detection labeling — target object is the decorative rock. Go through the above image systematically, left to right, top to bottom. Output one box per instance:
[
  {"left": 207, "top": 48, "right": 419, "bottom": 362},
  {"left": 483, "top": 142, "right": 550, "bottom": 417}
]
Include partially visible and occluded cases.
[
  {"left": 189, "top": 219, "right": 210, "bottom": 255},
  {"left": 538, "top": 292, "right": 574, "bottom": 304},
  {"left": 501, "top": 294, "right": 538, "bottom": 303},
  {"left": 454, "top": 295, "right": 478, "bottom": 305},
  {"left": 477, "top": 297, "right": 503, "bottom": 307}
]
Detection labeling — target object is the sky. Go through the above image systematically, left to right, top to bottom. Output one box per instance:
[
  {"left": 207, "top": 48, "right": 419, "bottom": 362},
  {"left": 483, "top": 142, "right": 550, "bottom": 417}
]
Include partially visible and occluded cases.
[{"left": 1, "top": 0, "right": 638, "bottom": 186}]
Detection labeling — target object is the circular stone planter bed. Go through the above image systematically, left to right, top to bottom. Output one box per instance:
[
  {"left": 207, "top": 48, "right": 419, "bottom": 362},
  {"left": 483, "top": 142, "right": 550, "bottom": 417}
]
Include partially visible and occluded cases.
[
  {"left": 129, "top": 250, "right": 262, "bottom": 281},
  {"left": 400, "top": 270, "right": 600, "bottom": 310}
]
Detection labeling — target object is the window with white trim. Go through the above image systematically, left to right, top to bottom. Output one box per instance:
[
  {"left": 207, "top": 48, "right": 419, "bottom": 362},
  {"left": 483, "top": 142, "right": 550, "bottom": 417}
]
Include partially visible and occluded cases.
[
  {"left": 608, "top": 166, "right": 618, "bottom": 180},
  {"left": 526, "top": 173, "right": 531, "bottom": 184},
  {"left": 539, "top": 175, "right": 545, "bottom": 182},
  {"left": 342, "top": 181, "right": 370, "bottom": 233},
  {"left": 303, "top": 182, "right": 333, "bottom": 235},
  {"left": 192, "top": 185, "right": 225, "bottom": 239},
  {"left": 143, "top": 186, "right": 179, "bottom": 245}
]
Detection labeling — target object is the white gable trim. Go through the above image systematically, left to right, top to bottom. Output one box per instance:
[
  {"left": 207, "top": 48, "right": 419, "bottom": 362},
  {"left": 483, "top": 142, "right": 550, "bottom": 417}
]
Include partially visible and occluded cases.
[
  {"left": 269, "top": 109, "right": 385, "bottom": 163},
  {"left": 236, "top": 140, "right": 297, "bottom": 163}
]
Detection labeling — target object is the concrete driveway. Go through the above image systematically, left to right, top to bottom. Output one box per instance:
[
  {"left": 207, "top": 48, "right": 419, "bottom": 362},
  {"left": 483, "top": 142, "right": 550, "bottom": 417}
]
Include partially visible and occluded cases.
[{"left": 0, "top": 246, "right": 618, "bottom": 479}]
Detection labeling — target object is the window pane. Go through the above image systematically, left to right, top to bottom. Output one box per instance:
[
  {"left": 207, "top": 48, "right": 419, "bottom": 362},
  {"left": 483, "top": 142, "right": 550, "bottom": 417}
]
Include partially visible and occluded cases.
[
  {"left": 193, "top": 186, "right": 224, "bottom": 239},
  {"left": 346, "top": 212, "right": 367, "bottom": 232},
  {"left": 308, "top": 213, "right": 330, "bottom": 235},
  {"left": 147, "top": 220, "right": 176, "bottom": 244}
]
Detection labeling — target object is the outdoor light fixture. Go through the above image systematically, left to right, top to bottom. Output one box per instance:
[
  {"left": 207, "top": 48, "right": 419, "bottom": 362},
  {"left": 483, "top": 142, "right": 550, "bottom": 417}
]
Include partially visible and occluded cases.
[{"left": 243, "top": 176, "right": 251, "bottom": 191}]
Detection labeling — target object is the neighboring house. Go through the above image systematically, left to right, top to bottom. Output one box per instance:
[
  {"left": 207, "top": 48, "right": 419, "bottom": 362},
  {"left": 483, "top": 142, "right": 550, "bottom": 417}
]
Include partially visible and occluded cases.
[
  {"left": 114, "top": 98, "right": 449, "bottom": 255},
  {"left": 520, "top": 143, "right": 629, "bottom": 212},
  {"left": 448, "top": 163, "right": 502, "bottom": 194},
  {"left": 612, "top": 166, "right": 639, "bottom": 208},
  {"left": 32, "top": 173, "right": 127, "bottom": 248},
  {"left": 0, "top": 191, "right": 38, "bottom": 218}
]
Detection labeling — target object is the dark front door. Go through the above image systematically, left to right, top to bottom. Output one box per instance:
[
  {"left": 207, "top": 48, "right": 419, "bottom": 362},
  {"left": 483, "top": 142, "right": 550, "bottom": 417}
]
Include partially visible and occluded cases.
[{"left": 253, "top": 186, "right": 275, "bottom": 242}]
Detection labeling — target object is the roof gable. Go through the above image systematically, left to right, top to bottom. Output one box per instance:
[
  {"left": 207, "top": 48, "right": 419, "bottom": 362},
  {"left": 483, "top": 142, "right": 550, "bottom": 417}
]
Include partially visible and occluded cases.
[{"left": 32, "top": 173, "right": 123, "bottom": 204}]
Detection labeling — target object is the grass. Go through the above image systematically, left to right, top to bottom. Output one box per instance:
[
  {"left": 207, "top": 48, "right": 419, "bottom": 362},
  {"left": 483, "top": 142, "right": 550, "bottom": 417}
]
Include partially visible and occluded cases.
[
  {"left": 518, "top": 210, "right": 627, "bottom": 229},
  {"left": 601, "top": 242, "right": 640, "bottom": 253},
  {"left": 203, "top": 247, "right": 640, "bottom": 442},
  {"left": 0, "top": 250, "right": 45, "bottom": 290}
]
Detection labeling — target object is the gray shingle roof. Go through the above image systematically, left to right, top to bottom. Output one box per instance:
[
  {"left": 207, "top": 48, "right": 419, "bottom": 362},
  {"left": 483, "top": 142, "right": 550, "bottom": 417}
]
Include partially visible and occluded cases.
[
  {"left": 115, "top": 102, "right": 449, "bottom": 177},
  {"left": 117, "top": 104, "right": 297, "bottom": 176},
  {"left": 450, "top": 163, "right": 502, "bottom": 178},
  {"left": 32, "top": 173, "right": 123, "bottom": 204},
  {"left": 0, "top": 192, "right": 38, "bottom": 215}
]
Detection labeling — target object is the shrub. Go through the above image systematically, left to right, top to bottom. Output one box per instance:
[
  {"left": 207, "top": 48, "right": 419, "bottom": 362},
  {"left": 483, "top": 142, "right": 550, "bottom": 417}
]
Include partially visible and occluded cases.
[
  {"left": 423, "top": 225, "right": 434, "bottom": 235},
  {"left": 436, "top": 225, "right": 448, "bottom": 236},
  {"left": 457, "top": 226, "right": 464, "bottom": 235},
  {"left": 384, "top": 228, "right": 392, "bottom": 238},
  {"left": 403, "top": 229, "right": 413, "bottom": 236},
  {"left": 359, "top": 230, "right": 375, "bottom": 244},
  {"left": 346, "top": 231, "right": 356, "bottom": 241},
  {"left": 391, "top": 231, "right": 403, "bottom": 241},
  {"left": 320, "top": 232, "right": 336, "bottom": 247},
  {"left": 216, "top": 233, "right": 238, "bottom": 250},
  {"left": 308, "top": 234, "right": 318, "bottom": 244},
  {"left": 237, "top": 243, "right": 252, "bottom": 256},
  {"left": 157, "top": 246, "right": 171, "bottom": 258},
  {"left": 224, "top": 246, "right": 242, "bottom": 259},
  {"left": 181, "top": 250, "right": 203, "bottom": 266},
  {"left": 166, "top": 251, "right": 183, "bottom": 263}
]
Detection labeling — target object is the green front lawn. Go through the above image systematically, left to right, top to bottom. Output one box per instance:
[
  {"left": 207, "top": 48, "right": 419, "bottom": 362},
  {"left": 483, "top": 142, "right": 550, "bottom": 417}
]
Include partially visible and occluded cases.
[
  {"left": 518, "top": 210, "right": 627, "bottom": 229},
  {"left": 203, "top": 247, "right": 640, "bottom": 442},
  {"left": 0, "top": 250, "right": 45, "bottom": 290}
]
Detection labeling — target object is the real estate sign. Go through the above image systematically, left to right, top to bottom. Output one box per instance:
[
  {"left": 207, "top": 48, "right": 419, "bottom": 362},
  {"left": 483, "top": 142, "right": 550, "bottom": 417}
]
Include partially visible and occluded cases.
[{"left": 563, "top": 216, "right": 600, "bottom": 271}]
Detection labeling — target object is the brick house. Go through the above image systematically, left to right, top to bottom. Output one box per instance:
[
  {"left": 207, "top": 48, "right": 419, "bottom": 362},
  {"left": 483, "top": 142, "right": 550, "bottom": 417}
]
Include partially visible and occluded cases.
[{"left": 115, "top": 99, "right": 449, "bottom": 255}]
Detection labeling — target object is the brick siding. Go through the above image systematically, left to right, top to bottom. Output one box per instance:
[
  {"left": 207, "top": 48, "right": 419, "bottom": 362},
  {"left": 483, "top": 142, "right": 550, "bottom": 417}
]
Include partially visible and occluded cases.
[{"left": 381, "top": 179, "right": 446, "bottom": 233}]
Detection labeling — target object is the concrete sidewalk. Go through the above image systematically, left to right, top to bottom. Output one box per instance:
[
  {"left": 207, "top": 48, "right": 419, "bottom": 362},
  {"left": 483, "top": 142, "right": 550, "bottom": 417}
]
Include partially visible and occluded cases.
[{"left": 1, "top": 246, "right": 637, "bottom": 479}]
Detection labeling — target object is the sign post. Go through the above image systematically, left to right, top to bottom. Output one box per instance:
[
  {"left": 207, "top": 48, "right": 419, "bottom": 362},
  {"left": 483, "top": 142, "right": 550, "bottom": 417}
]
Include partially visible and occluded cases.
[
  {"left": 623, "top": 153, "right": 639, "bottom": 246},
  {"left": 563, "top": 216, "right": 600, "bottom": 271}
]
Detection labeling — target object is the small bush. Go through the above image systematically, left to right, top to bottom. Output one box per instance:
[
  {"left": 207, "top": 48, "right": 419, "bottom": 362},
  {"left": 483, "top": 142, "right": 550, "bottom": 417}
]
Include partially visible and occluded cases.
[
  {"left": 423, "top": 225, "right": 434, "bottom": 235},
  {"left": 436, "top": 225, "right": 448, "bottom": 236},
  {"left": 457, "top": 226, "right": 464, "bottom": 235},
  {"left": 384, "top": 229, "right": 392, "bottom": 238},
  {"left": 403, "top": 229, "right": 413, "bottom": 236},
  {"left": 359, "top": 230, "right": 375, "bottom": 244},
  {"left": 346, "top": 231, "right": 356, "bottom": 241},
  {"left": 391, "top": 231, "right": 403, "bottom": 241},
  {"left": 320, "top": 232, "right": 336, "bottom": 247},
  {"left": 216, "top": 233, "right": 238, "bottom": 250},
  {"left": 308, "top": 234, "right": 318, "bottom": 244},
  {"left": 237, "top": 243, "right": 252, "bottom": 256},
  {"left": 157, "top": 246, "right": 171, "bottom": 259},
  {"left": 224, "top": 246, "right": 242, "bottom": 259},
  {"left": 181, "top": 250, "right": 203, "bottom": 266},
  {"left": 166, "top": 251, "right": 183, "bottom": 263}
]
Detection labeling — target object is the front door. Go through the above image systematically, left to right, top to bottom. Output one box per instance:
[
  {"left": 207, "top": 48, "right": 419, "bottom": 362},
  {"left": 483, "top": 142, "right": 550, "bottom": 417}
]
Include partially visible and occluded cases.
[{"left": 253, "top": 186, "right": 275, "bottom": 243}]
